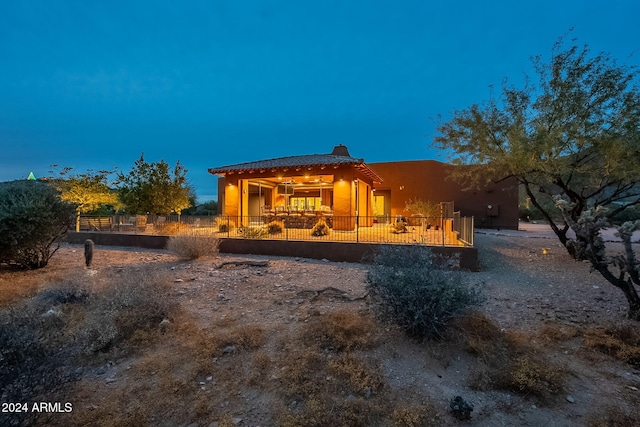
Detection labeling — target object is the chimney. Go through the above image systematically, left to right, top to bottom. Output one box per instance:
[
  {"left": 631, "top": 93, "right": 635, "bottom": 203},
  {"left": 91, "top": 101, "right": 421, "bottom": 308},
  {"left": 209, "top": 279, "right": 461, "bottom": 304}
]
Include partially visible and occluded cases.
[{"left": 330, "top": 144, "right": 351, "bottom": 157}]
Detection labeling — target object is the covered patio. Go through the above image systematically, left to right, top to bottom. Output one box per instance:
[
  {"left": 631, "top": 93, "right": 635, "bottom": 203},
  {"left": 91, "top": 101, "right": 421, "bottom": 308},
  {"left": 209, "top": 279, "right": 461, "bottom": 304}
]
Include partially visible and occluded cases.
[{"left": 209, "top": 145, "right": 383, "bottom": 231}]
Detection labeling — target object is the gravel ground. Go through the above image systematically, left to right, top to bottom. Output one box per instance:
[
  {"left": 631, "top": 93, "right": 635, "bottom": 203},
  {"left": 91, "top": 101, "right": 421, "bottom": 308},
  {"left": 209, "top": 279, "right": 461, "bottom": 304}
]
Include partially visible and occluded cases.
[{"left": 5, "top": 227, "right": 640, "bottom": 426}]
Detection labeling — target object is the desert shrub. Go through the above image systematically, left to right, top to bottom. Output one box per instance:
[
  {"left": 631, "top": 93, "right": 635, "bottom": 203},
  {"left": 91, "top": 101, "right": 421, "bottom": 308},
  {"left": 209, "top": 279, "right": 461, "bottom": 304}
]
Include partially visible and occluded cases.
[
  {"left": 0, "top": 180, "right": 75, "bottom": 269},
  {"left": 311, "top": 217, "right": 330, "bottom": 236},
  {"left": 216, "top": 218, "right": 236, "bottom": 232},
  {"left": 267, "top": 219, "right": 284, "bottom": 234},
  {"left": 390, "top": 220, "right": 407, "bottom": 234},
  {"left": 157, "top": 221, "right": 190, "bottom": 235},
  {"left": 239, "top": 225, "right": 268, "bottom": 239},
  {"left": 166, "top": 231, "right": 220, "bottom": 260},
  {"left": 366, "top": 245, "right": 483, "bottom": 339},
  {"left": 79, "top": 268, "right": 174, "bottom": 355},
  {"left": 0, "top": 282, "right": 89, "bottom": 426},
  {"left": 300, "top": 310, "right": 376, "bottom": 351},
  {"left": 450, "top": 311, "right": 505, "bottom": 360},
  {"left": 454, "top": 313, "right": 566, "bottom": 399},
  {"left": 208, "top": 323, "right": 267, "bottom": 355},
  {"left": 584, "top": 323, "right": 640, "bottom": 368},
  {"left": 280, "top": 348, "right": 328, "bottom": 398},
  {"left": 328, "top": 353, "right": 384, "bottom": 396},
  {"left": 496, "top": 355, "right": 564, "bottom": 397},
  {"left": 277, "top": 396, "right": 384, "bottom": 427},
  {"left": 392, "top": 403, "right": 441, "bottom": 427},
  {"left": 587, "top": 404, "right": 640, "bottom": 427}
]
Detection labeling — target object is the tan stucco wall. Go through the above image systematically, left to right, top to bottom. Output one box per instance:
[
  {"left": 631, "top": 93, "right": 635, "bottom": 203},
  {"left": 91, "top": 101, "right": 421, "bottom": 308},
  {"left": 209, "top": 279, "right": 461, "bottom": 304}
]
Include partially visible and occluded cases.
[{"left": 370, "top": 160, "right": 519, "bottom": 229}]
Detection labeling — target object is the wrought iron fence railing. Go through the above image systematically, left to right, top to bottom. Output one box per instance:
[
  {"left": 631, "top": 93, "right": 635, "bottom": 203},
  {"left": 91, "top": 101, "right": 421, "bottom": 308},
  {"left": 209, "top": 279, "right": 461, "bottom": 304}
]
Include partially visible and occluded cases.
[{"left": 77, "top": 214, "right": 474, "bottom": 247}]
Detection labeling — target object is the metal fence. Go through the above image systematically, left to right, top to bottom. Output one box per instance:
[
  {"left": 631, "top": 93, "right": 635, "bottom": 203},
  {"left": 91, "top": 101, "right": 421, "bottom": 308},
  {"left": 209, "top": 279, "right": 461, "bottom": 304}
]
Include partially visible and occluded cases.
[{"left": 77, "top": 214, "right": 474, "bottom": 247}]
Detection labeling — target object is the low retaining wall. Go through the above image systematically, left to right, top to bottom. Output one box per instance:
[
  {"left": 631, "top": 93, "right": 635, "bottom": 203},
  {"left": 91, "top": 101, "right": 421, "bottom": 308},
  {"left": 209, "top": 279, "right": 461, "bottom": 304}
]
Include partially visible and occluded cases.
[
  {"left": 67, "top": 232, "right": 478, "bottom": 271},
  {"left": 67, "top": 232, "right": 170, "bottom": 250}
]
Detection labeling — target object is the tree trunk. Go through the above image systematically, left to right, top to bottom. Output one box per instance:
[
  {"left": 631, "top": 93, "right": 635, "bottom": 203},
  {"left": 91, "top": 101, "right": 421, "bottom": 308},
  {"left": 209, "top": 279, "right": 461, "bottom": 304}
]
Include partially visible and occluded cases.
[
  {"left": 75, "top": 211, "right": 81, "bottom": 232},
  {"left": 589, "top": 252, "right": 640, "bottom": 321},
  {"left": 624, "top": 284, "right": 640, "bottom": 321}
]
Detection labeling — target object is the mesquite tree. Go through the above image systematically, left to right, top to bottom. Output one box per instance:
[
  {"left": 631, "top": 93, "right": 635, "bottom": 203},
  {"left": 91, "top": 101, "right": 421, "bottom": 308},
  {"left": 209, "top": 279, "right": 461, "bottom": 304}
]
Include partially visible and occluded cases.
[
  {"left": 434, "top": 36, "right": 640, "bottom": 319},
  {"left": 117, "top": 154, "right": 192, "bottom": 216},
  {"left": 50, "top": 167, "right": 120, "bottom": 231}
]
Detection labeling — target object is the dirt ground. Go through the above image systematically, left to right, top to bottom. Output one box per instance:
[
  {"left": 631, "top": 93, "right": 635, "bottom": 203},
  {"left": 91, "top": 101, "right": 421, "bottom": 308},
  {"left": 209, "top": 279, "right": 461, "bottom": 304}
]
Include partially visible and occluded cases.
[{"left": 3, "top": 229, "right": 640, "bottom": 426}]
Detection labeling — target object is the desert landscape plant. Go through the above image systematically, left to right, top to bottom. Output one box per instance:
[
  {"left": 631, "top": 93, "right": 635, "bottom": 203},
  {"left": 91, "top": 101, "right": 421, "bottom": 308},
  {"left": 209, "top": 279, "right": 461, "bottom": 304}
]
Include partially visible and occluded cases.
[
  {"left": 435, "top": 35, "right": 640, "bottom": 318},
  {"left": 116, "top": 154, "right": 192, "bottom": 216},
  {"left": 49, "top": 166, "right": 120, "bottom": 231},
  {"left": 0, "top": 180, "right": 75, "bottom": 269},
  {"left": 310, "top": 217, "right": 330, "bottom": 236},
  {"left": 216, "top": 218, "right": 236, "bottom": 232},
  {"left": 266, "top": 219, "right": 284, "bottom": 234},
  {"left": 239, "top": 225, "right": 268, "bottom": 239},
  {"left": 166, "top": 231, "right": 220, "bottom": 260},
  {"left": 367, "top": 245, "right": 483, "bottom": 339}
]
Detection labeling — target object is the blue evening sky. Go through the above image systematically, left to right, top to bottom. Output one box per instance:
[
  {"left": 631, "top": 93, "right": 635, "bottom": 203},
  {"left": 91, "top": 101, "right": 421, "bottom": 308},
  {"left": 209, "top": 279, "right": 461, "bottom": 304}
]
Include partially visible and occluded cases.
[{"left": 1, "top": 1, "right": 638, "bottom": 201}]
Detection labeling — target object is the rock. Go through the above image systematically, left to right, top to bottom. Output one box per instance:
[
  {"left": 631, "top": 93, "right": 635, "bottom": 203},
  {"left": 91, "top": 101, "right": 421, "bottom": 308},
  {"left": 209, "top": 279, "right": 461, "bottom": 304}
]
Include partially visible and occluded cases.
[
  {"left": 174, "top": 278, "right": 184, "bottom": 283},
  {"left": 42, "top": 307, "right": 63, "bottom": 319},
  {"left": 159, "top": 318, "right": 171, "bottom": 334},
  {"left": 223, "top": 345, "right": 237, "bottom": 354},
  {"left": 365, "top": 387, "right": 372, "bottom": 399},
  {"left": 566, "top": 395, "right": 575, "bottom": 403},
  {"left": 450, "top": 396, "right": 473, "bottom": 420},
  {"left": 232, "top": 418, "right": 242, "bottom": 425}
]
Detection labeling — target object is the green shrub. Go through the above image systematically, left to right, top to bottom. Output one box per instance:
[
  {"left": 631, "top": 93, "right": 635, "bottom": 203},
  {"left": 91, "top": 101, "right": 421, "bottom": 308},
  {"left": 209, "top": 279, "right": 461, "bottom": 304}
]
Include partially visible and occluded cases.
[
  {"left": 0, "top": 180, "right": 75, "bottom": 269},
  {"left": 311, "top": 217, "right": 330, "bottom": 237},
  {"left": 216, "top": 218, "right": 236, "bottom": 232},
  {"left": 267, "top": 219, "right": 284, "bottom": 234},
  {"left": 239, "top": 225, "right": 268, "bottom": 239},
  {"left": 166, "top": 231, "right": 220, "bottom": 260},
  {"left": 366, "top": 245, "right": 483, "bottom": 339}
]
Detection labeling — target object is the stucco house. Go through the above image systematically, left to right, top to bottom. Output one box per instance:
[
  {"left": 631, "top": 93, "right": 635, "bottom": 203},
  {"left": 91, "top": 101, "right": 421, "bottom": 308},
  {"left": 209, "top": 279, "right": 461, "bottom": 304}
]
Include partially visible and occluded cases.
[{"left": 208, "top": 145, "right": 518, "bottom": 231}]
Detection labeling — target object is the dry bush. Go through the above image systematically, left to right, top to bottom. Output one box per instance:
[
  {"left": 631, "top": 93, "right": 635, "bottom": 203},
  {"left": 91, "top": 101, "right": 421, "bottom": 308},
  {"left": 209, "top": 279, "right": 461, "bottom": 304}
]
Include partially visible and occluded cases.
[
  {"left": 157, "top": 221, "right": 190, "bottom": 235},
  {"left": 166, "top": 231, "right": 220, "bottom": 260},
  {"left": 78, "top": 268, "right": 174, "bottom": 357},
  {"left": 0, "top": 279, "right": 91, "bottom": 426},
  {"left": 300, "top": 309, "right": 377, "bottom": 352},
  {"left": 276, "top": 310, "right": 390, "bottom": 426},
  {"left": 450, "top": 311, "right": 504, "bottom": 361},
  {"left": 454, "top": 312, "right": 566, "bottom": 400},
  {"left": 539, "top": 322, "right": 582, "bottom": 342},
  {"left": 207, "top": 323, "right": 266, "bottom": 356},
  {"left": 584, "top": 323, "right": 640, "bottom": 368},
  {"left": 280, "top": 347, "right": 328, "bottom": 398},
  {"left": 249, "top": 350, "right": 273, "bottom": 385},
  {"left": 328, "top": 353, "right": 384, "bottom": 397},
  {"left": 496, "top": 355, "right": 564, "bottom": 398},
  {"left": 276, "top": 396, "right": 386, "bottom": 427},
  {"left": 586, "top": 402, "right": 640, "bottom": 427},
  {"left": 392, "top": 403, "right": 442, "bottom": 427}
]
